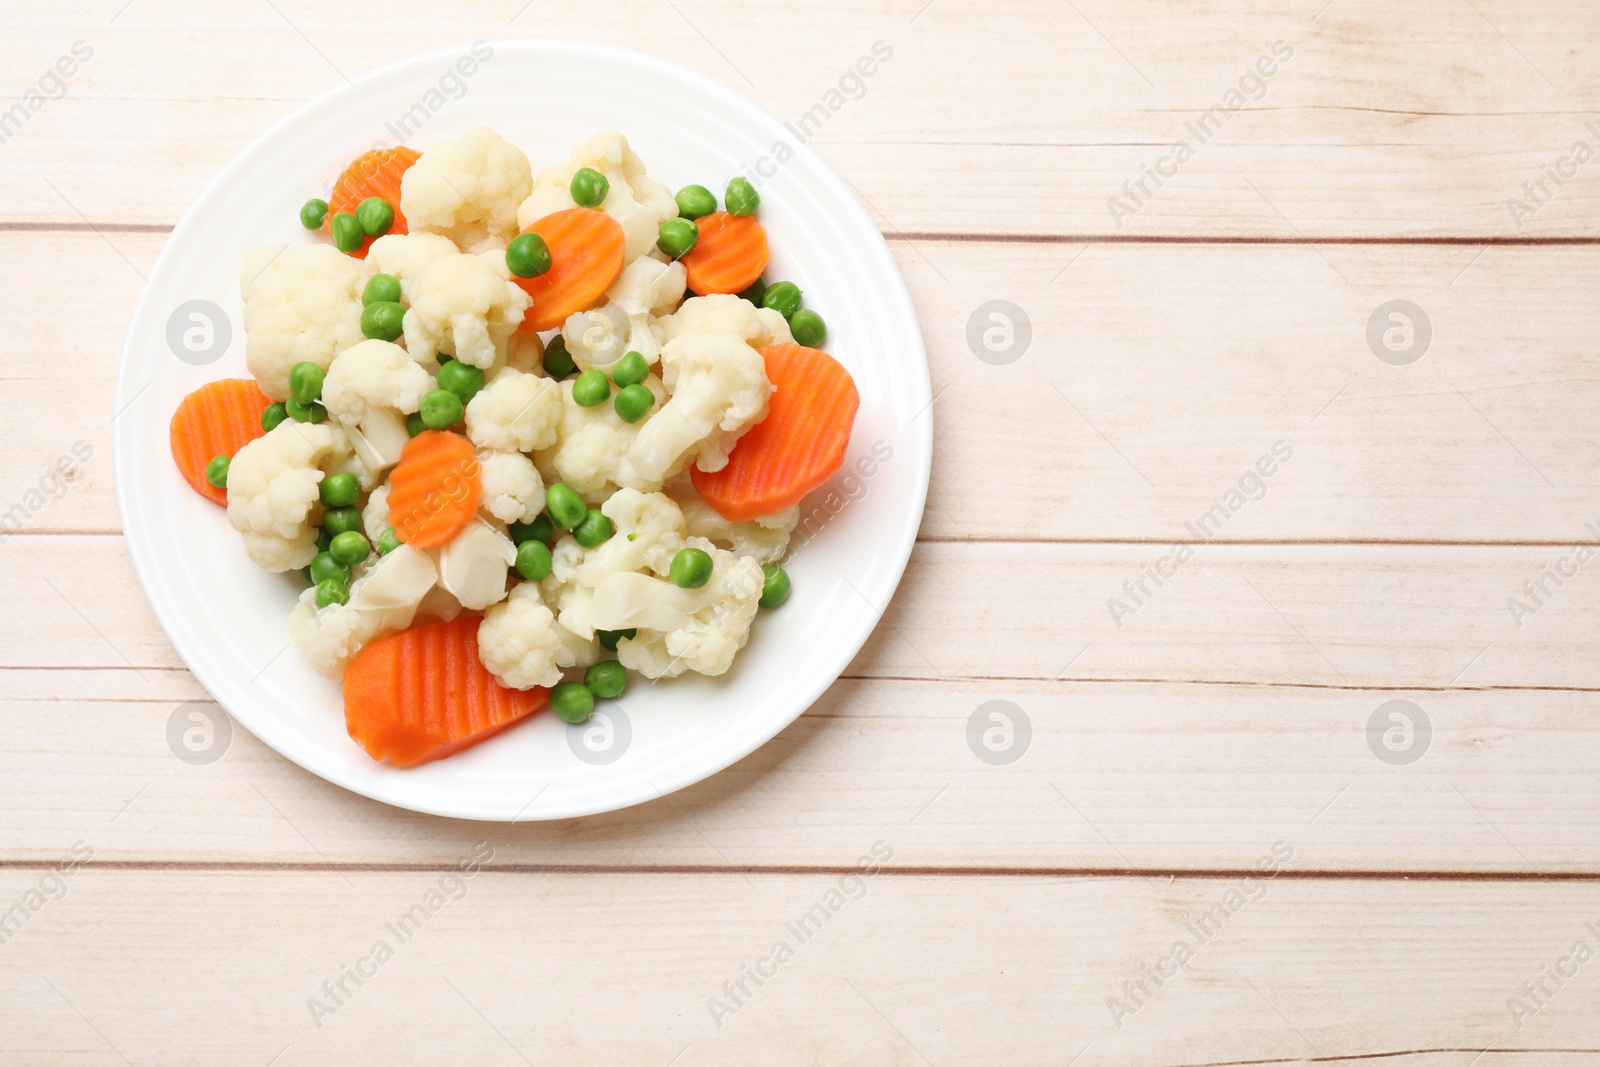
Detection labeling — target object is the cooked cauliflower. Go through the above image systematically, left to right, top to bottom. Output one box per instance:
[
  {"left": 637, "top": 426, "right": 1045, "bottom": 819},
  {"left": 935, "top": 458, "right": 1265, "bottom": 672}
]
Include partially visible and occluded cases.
[
  {"left": 400, "top": 126, "right": 532, "bottom": 249},
  {"left": 520, "top": 131, "right": 676, "bottom": 263},
  {"left": 364, "top": 232, "right": 462, "bottom": 303},
  {"left": 240, "top": 244, "right": 368, "bottom": 400},
  {"left": 402, "top": 250, "right": 531, "bottom": 369},
  {"left": 603, "top": 256, "right": 687, "bottom": 364},
  {"left": 657, "top": 294, "right": 791, "bottom": 349},
  {"left": 561, "top": 304, "right": 633, "bottom": 373},
  {"left": 503, "top": 331, "right": 546, "bottom": 374},
  {"left": 619, "top": 332, "right": 771, "bottom": 487},
  {"left": 322, "top": 339, "right": 432, "bottom": 473},
  {"left": 465, "top": 367, "right": 562, "bottom": 452},
  {"left": 534, "top": 375, "right": 669, "bottom": 502},
  {"left": 226, "top": 422, "right": 351, "bottom": 571},
  {"left": 478, "top": 449, "right": 543, "bottom": 524},
  {"left": 667, "top": 477, "right": 797, "bottom": 565},
  {"left": 362, "top": 483, "right": 391, "bottom": 542},
  {"left": 532, "top": 490, "right": 686, "bottom": 643},
  {"left": 434, "top": 519, "right": 515, "bottom": 610},
  {"left": 591, "top": 538, "right": 765, "bottom": 678},
  {"left": 289, "top": 544, "right": 438, "bottom": 677},
  {"left": 478, "top": 582, "right": 598, "bottom": 690}
]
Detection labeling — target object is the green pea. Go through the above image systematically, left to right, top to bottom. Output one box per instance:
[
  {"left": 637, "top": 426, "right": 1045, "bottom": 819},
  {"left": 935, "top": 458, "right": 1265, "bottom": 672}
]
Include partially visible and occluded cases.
[
  {"left": 569, "top": 167, "right": 610, "bottom": 208},
  {"left": 724, "top": 177, "right": 760, "bottom": 216},
  {"left": 674, "top": 184, "right": 717, "bottom": 220},
  {"left": 356, "top": 196, "right": 394, "bottom": 237},
  {"left": 300, "top": 198, "right": 329, "bottom": 230},
  {"left": 330, "top": 211, "right": 363, "bottom": 253},
  {"left": 656, "top": 218, "right": 697, "bottom": 259},
  {"left": 505, "top": 232, "right": 552, "bottom": 278},
  {"left": 363, "top": 273, "right": 402, "bottom": 306},
  {"left": 737, "top": 277, "right": 767, "bottom": 306},
  {"left": 762, "top": 281, "right": 802, "bottom": 320},
  {"left": 361, "top": 300, "right": 405, "bottom": 342},
  {"left": 789, "top": 308, "right": 826, "bottom": 347},
  {"left": 543, "top": 335, "right": 577, "bottom": 379},
  {"left": 611, "top": 350, "right": 648, "bottom": 388},
  {"left": 436, "top": 360, "right": 485, "bottom": 404},
  {"left": 288, "top": 361, "right": 323, "bottom": 404},
  {"left": 572, "top": 368, "right": 610, "bottom": 407},
  {"left": 613, "top": 383, "right": 654, "bottom": 424},
  {"left": 419, "top": 389, "right": 463, "bottom": 430},
  {"left": 285, "top": 398, "right": 326, "bottom": 423},
  {"left": 261, "top": 402, "right": 288, "bottom": 432},
  {"left": 406, "top": 411, "right": 426, "bottom": 437},
  {"left": 204, "top": 455, "right": 229, "bottom": 489},
  {"left": 319, "top": 472, "right": 360, "bottom": 508},
  {"left": 545, "top": 483, "right": 587, "bottom": 530},
  {"left": 322, "top": 506, "right": 362, "bottom": 537},
  {"left": 573, "top": 508, "right": 614, "bottom": 548},
  {"left": 510, "top": 513, "right": 553, "bottom": 544},
  {"left": 316, "top": 527, "right": 333, "bottom": 553},
  {"left": 376, "top": 528, "right": 401, "bottom": 555},
  {"left": 329, "top": 530, "right": 370, "bottom": 566},
  {"left": 514, "top": 538, "right": 552, "bottom": 581},
  {"left": 670, "top": 547, "right": 713, "bottom": 589},
  {"left": 309, "top": 552, "right": 351, "bottom": 586},
  {"left": 760, "top": 564, "right": 791, "bottom": 608},
  {"left": 301, "top": 565, "right": 315, "bottom": 586},
  {"left": 314, "top": 578, "right": 350, "bottom": 609},
  {"left": 597, "top": 628, "right": 636, "bottom": 652},
  {"left": 585, "top": 660, "right": 627, "bottom": 699},
  {"left": 550, "top": 681, "right": 595, "bottom": 724}
]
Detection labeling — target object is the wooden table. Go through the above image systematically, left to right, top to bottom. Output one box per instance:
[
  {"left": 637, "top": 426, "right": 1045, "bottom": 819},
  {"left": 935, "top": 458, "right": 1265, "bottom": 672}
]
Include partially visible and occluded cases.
[{"left": 5, "top": 2, "right": 1600, "bottom": 1063}]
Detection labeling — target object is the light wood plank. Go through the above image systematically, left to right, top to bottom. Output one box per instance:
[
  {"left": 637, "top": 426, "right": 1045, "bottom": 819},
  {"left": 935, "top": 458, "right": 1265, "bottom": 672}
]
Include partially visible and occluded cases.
[
  {"left": 4, "top": 2, "right": 1600, "bottom": 237},
  {"left": 10, "top": 233, "right": 1600, "bottom": 544},
  {"left": 6, "top": 671, "right": 1600, "bottom": 873},
  {"left": 1, "top": 869, "right": 1597, "bottom": 1064}
]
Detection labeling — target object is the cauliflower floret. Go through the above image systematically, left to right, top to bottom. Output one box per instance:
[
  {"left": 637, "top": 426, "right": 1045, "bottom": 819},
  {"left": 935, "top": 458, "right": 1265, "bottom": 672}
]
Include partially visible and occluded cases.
[
  {"left": 400, "top": 127, "right": 532, "bottom": 250},
  {"left": 519, "top": 131, "right": 676, "bottom": 263},
  {"left": 364, "top": 232, "right": 462, "bottom": 303},
  {"left": 240, "top": 244, "right": 369, "bottom": 400},
  {"left": 402, "top": 250, "right": 531, "bottom": 369},
  {"left": 597, "top": 256, "right": 688, "bottom": 365},
  {"left": 657, "top": 294, "right": 791, "bottom": 349},
  {"left": 561, "top": 304, "right": 633, "bottom": 374},
  {"left": 503, "top": 331, "right": 546, "bottom": 375},
  {"left": 619, "top": 332, "right": 771, "bottom": 487},
  {"left": 322, "top": 338, "right": 433, "bottom": 473},
  {"left": 465, "top": 367, "right": 562, "bottom": 452},
  {"left": 534, "top": 375, "right": 669, "bottom": 502},
  {"left": 226, "top": 422, "right": 351, "bottom": 571},
  {"left": 478, "top": 449, "right": 543, "bottom": 524},
  {"left": 667, "top": 477, "right": 797, "bottom": 565},
  {"left": 362, "top": 483, "right": 391, "bottom": 542},
  {"left": 574, "top": 489, "right": 687, "bottom": 584},
  {"left": 434, "top": 519, "right": 515, "bottom": 610},
  {"left": 592, "top": 538, "right": 764, "bottom": 678},
  {"left": 288, "top": 544, "right": 438, "bottom": 677},
  {"left": 478, "top": 582, "right": 598, "bottom": 689}
]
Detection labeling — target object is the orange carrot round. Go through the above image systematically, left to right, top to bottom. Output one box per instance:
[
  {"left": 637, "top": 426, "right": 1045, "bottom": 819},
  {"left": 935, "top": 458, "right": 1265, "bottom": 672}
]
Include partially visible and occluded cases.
[
  {"left": 324, "top": 146, "right": 421, "bottom": 260},
  {"left": 513, "top": 208, "right": 627, "bottom": 333},
  {"left": 681, "top": 211, "right": 768, "bottom": 296},
  {"left": 692, "top": 344, "right": 859, "bottom": 521},
  {"left": 169, "top": 378, "right": 274, "bottom": 506},
  {"left": 385, "top": 430, "right": 481, "bottom": 548},
  {"left": 344, "top": 616, "right": 548, "bottom": 768}
]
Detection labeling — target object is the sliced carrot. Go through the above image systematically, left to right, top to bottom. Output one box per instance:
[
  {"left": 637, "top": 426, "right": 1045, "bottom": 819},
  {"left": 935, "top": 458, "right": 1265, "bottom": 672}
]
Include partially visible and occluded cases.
[
  {"left": 324, "top": 146, "right": 421, "bottom": 260},
  {"left": 513, "top": 208, "right": 627, "bottom": 333},
  {"left": 681, "top": 211, "right": 769, "bottom": 296},
  {"left": 691, "top": 344, "right": 859, "bottom": 521},
  {"left": 169, "top": 378, "right": 273, "bottom": 506},
  {"left": 385, "top": 430, "right": 481, "bottom": 549},
  {"left": 344, "top": 616, "right": 548, "bottom": 768}
]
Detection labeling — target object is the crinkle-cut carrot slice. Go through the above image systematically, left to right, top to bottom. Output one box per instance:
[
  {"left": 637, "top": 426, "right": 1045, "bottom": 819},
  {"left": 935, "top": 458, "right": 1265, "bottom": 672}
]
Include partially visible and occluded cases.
[
  {"left": 324, "top": 146, "right": 421, "bottom": 259},
  {"left": 513, "top": 207, "right": 627, "bottom": 333},
  {"left": 681, "top": 211, "right": 768, "bottom": 296},
  {"left": 169, "top": 378, "right": 273, "bottom": 505},
  {"left": 385, "top": 430, "right": 481, "bottom": 549}
]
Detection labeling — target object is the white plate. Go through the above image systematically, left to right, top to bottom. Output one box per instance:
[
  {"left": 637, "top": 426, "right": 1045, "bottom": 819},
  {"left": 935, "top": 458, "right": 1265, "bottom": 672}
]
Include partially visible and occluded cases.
[{"left": 115, "top": 40, "right": 930, "bottom": 821}]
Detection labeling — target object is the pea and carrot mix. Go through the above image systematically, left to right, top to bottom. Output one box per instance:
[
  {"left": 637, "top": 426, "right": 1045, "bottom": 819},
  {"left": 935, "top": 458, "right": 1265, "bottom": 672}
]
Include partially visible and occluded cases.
[{"left": 169, "top": 130, "right": 858, "bottom": 767}]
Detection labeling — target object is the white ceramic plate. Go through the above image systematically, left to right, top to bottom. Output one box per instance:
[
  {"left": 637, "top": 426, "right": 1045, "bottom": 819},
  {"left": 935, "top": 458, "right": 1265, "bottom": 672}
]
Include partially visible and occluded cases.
[{"left": 115, "top": 40, "right": 930, "bottom": 821}]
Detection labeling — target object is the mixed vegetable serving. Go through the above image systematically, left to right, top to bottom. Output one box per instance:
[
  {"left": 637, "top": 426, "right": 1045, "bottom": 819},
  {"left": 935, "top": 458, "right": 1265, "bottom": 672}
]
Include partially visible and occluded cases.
[{"left": 168, "top": 129, "right": 859, "bottom": 768}]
